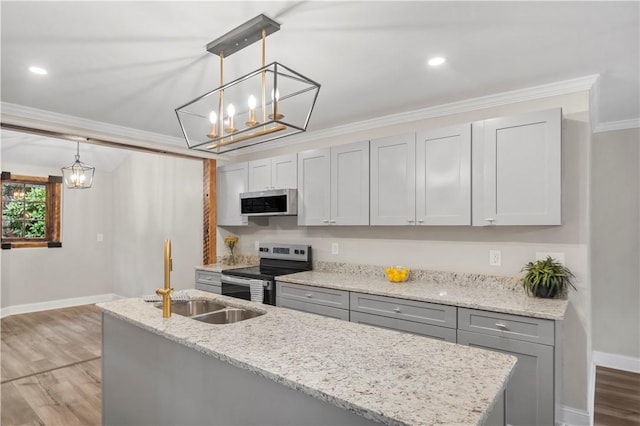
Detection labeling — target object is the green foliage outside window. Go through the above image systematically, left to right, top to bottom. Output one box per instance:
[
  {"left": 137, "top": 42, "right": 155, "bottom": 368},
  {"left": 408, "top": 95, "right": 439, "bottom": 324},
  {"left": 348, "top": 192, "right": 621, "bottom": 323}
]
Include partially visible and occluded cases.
[{"left": 2, "top": 184, "right": 47, "bottom": 239}]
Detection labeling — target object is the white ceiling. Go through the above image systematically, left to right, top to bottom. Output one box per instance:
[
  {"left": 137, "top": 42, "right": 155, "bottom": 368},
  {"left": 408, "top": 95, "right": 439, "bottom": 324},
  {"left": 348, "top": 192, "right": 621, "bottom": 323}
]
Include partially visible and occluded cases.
[
  {"left": 1, "top": 1, "right": 638, "bottom": 155},
  {"left": 1, "top": 129, "right": 130, "bottom": 172}
]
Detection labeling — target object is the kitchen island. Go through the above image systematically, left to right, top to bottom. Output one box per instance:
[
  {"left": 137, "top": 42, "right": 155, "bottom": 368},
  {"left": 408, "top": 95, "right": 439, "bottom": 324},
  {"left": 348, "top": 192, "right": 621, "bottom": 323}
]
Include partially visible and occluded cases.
[{"left": 99, "top": 290, "right": 516, "bottom": 426}]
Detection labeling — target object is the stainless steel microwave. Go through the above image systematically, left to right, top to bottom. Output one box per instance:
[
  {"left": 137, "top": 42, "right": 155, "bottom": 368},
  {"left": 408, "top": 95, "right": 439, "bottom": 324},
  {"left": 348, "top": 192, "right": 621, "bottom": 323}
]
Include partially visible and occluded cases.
[{"left": 240, "top": 188, "right": 297, "bottom": 216}]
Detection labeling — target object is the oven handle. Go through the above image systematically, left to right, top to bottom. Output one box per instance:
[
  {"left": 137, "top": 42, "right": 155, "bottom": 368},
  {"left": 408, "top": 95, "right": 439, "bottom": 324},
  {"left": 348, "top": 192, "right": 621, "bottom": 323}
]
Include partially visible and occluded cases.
[{"left": 221, "top": 274, "right": 272, "bottom": 289}]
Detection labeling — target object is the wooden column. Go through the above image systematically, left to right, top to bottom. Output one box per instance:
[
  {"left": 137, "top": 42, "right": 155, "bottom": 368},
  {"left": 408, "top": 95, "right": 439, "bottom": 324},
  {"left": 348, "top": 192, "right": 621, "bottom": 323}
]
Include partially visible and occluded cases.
[{"left": 203, "top": 159, "right": 216, "bottom": 264}]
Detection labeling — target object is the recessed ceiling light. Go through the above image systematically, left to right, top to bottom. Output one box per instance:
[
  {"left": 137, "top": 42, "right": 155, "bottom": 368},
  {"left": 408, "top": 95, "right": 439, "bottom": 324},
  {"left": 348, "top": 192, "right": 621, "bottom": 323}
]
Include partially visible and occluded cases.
[
  {"left": 428, "top": 57, "right": 446, "bottom": 67},
  {"left": 29, "top": 66, "right": 48, "bottom": 75}
]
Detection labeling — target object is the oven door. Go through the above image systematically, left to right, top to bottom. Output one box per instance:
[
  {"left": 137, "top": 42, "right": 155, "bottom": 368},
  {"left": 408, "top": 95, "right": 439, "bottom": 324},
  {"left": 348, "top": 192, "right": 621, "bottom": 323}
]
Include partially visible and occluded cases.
[{"left": 220, "top": 274, "right": 275, "bottom": 305}]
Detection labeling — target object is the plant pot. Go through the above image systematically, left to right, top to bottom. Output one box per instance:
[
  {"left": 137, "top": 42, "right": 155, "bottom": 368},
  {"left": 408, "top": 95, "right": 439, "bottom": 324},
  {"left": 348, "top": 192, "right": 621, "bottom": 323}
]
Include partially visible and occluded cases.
[{"left": 535, "top": 285, "right": 558, "bottom": 299}]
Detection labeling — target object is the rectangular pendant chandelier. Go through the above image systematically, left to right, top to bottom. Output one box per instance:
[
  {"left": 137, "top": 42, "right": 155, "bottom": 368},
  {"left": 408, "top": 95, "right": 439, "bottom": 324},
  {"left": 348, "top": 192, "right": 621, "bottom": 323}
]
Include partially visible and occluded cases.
[{"left": 175, "top": 15, "right": 321, "bottom": 155}]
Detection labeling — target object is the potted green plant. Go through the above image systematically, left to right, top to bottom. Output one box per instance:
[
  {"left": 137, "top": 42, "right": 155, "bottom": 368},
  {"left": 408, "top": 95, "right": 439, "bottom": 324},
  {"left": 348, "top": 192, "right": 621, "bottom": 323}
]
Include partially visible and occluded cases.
[{"left": 521, "top": 256, "right": 576, "bottom": 298}]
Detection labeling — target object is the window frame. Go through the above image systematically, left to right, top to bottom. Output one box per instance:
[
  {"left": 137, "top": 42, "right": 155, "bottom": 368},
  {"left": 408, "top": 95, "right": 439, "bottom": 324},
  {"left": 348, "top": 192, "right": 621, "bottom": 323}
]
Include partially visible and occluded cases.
[{"left": 1, "top": 172, "right": 62, "bottom": 249}]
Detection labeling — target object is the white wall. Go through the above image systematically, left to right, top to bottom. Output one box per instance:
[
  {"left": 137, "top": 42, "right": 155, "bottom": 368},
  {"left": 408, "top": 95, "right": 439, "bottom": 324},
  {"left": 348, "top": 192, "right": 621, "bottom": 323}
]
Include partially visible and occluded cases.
[
  {"left": 218, "top": 92, "right": 592, "bottom": 412},
  {"left": 591, "top": 128, "right": 640, "bottom": 359},
  {"left": 111, "top": 152, "right": 203, "bottom": 298},
  {"left": 0, "top": 164, "right": 113, "bottom": 309}
]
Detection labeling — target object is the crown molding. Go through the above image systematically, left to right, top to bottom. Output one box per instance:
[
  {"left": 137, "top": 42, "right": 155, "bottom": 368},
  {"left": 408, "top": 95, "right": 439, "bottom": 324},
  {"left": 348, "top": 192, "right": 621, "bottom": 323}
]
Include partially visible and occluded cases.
[
  {"left": 1, "top": 74, "right": 602, "bottom": 158},
  {"left": 239, "top": 74, "right": 600, "bottom": 154},
  {"left": 0, "top": 102, "right": 219, "bottom": 159},
  {"left": 593, "top": 118, "right": 640, "bottom": 133}
]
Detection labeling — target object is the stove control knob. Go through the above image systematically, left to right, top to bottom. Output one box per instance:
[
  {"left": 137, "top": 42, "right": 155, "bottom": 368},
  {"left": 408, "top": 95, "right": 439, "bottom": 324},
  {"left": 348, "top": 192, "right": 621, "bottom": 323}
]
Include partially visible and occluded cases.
[
  {"left": 294, "top": 249, "right": 299, "bottom": 254},
  {"left": 300, "top": 250, "right": 305, "bottom": 255}
]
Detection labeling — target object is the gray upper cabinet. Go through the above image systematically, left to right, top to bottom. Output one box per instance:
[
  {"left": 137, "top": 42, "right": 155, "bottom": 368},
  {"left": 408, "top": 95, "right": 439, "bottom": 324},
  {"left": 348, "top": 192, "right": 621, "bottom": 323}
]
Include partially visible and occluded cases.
[
  {"left": 474, "top": 108, "right": 562, "bottom": 226},
  {"left": 416, "top": 124, "right": 471, "bottom": 225},
  {"left": 370, "top": 133, "right": 416, "bottom": 225},
  {"left": 298, "top": 141, "right": 369, "bottom": 226},
  {"left": 330, "top": 141, "right": 370, "bottom": 225},
  {"left": 297, "top": 148, "right": 331, "bottom": 226},
  {"left": 248, "top": 154, "right": 297, "bottom": 191},
  {"left": 217, "top": 162, "right": 248, "bottom": 226}
]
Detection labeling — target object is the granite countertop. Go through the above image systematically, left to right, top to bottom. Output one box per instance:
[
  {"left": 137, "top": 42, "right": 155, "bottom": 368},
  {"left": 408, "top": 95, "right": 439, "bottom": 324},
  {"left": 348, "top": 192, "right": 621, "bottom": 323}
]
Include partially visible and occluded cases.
[
  {"left": 197, "top": 262, "right": 257, "bottom": 273},
  {"left": 277, "top": 270, "right": 569, "bottom": 320},
  {"left": 99, "top": 290, "right": 516, "bottom": 426}
]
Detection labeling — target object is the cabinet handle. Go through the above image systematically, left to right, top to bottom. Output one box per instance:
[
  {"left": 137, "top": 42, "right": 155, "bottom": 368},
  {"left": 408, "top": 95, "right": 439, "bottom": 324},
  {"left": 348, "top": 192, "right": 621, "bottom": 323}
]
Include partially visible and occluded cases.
[
  {"left": 485, "top": 218, "right": 495, "bottom": 223},
  {"left": 322, "top": 219, "right": 329, "bottom": 223},
  {"left": 329, "top": 220, "right": 336, "bottom": 224},
  {"left": 407, "top": 220, "right": 414, "bottom": 223},
  {"left": 417, "top": 220, "right": 424, "bottom": 223},
  {"left": 305, "top": 293, "right": 313, "bottom": 298},
  {"left": 393, "top": 307, "right": 401, "bottom": 313},
  {"left": 495, "top": 322, "right": 508, "bottom": 329}
]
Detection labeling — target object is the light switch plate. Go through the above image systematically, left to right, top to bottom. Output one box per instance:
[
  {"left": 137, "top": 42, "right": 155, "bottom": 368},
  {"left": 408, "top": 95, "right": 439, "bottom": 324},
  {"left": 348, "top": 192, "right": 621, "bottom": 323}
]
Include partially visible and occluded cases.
[
  {"left": 97, "top": 233, "right": 104, "bottom": 242},
  {"left": 254, "top": 240, "right": 260, "bottom": 251},
  {"left": 331, "top": 243, "right": 339, "bottom": 255}
]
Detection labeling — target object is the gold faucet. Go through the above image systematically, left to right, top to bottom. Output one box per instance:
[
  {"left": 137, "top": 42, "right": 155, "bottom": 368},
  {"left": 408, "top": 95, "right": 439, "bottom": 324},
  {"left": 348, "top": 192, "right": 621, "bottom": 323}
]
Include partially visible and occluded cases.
[{"left": 156, "top": 239, "right": 173, "bottom": 318}]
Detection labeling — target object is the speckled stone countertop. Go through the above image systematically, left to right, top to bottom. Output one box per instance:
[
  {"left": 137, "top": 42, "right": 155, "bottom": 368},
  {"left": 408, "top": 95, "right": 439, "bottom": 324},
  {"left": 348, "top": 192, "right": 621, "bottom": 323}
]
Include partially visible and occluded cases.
[
  {"left": 197, "top": 259, "right": 258, "bottom": 273},
  {"left": 277, "top": 266, "right": 568, "bottom": 320},
  {"left": 99, "top": 290, "right": 516, "bottom": 426}
]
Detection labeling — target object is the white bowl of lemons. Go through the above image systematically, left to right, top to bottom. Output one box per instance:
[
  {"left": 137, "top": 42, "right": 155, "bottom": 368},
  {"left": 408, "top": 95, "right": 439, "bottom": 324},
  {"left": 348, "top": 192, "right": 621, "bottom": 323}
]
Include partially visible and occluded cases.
[{"left": 385, "top": 266, "right": 409, "bottom": 283}]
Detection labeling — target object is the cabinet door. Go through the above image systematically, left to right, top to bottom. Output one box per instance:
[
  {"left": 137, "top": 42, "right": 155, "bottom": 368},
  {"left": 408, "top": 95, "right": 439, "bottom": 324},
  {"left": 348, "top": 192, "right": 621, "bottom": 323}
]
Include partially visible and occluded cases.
[
  {"left": 482, "top": 108, "right": 561, "bottom": 225},
  {"left": 416, "top": 124, "right": 471, "bottom": 225},
  {"left": 370, "top": 133, "right": 416, "bottom": 225},
  {"left": 331, "top": 141, "right": 370, "bottom": 225},
  {"left": 297, "top": 148, "right": 331, "bottom": 226},
  {"left": 271, "top": 154, "right": 297, "bottom": 189},
  {"left": 248, "top": 158, "right": 272, "bottom": 191},
  {"left": 216, "top": 163, "right": 248, "bottom": 226},
  {"left": 457, "top": 330, "right": 554, "bottom": 426}
]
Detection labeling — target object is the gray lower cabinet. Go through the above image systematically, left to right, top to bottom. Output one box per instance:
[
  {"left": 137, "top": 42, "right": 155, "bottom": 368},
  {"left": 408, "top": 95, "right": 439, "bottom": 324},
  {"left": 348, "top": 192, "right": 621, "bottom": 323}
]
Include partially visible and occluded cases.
[
  {"left": 195, "top": 270, "right": 221, "bottom": 294},
  {"left": 276, "top": 281, "right": 349, "bottom": 320},
  {"left": 349, "top": 292, "right": 457, "bottom": 343},
  {"left": 457, "top": 308, "right": 555, "bottom": 426}
]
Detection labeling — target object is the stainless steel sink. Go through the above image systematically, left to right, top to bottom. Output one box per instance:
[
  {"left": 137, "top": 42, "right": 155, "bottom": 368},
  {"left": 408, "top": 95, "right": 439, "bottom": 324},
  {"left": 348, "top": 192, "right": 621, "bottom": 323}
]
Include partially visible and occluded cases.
[
  {"left": 153, "top": 299, "right": 227, "bottom": 317},
  {"left": 193, "top": 308, "right": 264, "bottom": 324}
]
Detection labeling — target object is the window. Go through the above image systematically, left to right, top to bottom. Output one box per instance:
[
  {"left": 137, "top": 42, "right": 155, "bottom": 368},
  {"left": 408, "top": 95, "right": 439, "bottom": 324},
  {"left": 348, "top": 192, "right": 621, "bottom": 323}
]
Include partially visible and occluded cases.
[{"left": 1, "top": 172, "right": 62, "bottom": 249}]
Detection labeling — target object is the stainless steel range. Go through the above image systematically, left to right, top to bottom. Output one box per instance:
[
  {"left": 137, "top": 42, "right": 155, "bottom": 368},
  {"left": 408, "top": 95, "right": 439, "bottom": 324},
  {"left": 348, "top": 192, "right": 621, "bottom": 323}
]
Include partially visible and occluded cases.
[{"left": 221, "top": 243, "right": 312, "bottom": 305}]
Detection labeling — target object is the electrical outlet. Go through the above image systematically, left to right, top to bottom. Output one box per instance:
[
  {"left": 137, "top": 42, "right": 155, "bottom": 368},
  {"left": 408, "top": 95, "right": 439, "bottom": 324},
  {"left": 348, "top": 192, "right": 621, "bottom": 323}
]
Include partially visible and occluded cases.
[
  {"left": 254, "top": 240, "right": 260, "bottom": 251},
  {"left": 331, "top": 243, "right": 339, "bottom": 255},
  {"left": 489, "top": 250, "right": 501, "bottom": 266},
  {"left": 536, "top": 252, "right": 565, "bottom": 264}
]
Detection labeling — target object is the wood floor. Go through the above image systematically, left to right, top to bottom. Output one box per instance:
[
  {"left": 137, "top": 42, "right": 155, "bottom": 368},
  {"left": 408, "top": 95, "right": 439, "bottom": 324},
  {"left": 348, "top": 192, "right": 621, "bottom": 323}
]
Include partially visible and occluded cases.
[
  {"left": 1, "top": 305, "right": 102, "bottom": 426},
  {"left": 1, "top": 305, "right": 639, "bottom": 426},
  {"left": 595, "top": 366, "right": 640, "bottom": 426}
]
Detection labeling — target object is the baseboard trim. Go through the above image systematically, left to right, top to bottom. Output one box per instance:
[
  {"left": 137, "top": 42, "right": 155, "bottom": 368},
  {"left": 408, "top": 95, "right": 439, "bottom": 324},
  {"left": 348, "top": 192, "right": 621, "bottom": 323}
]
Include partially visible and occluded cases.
[
  {"left": 0, "top": 293, "right": 121, "bottom": 318},
  {"left": 592, "top": 350, "right": 640, "bottom": 374},
  {"left": 559, "top": 405, "right": 590, "bottom": 426}
]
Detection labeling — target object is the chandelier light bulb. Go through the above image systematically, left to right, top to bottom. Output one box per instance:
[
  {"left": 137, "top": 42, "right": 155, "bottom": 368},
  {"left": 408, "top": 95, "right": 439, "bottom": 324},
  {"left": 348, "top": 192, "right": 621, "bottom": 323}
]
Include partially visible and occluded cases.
[
  {"left": 269, "top": 88, "right": 284, "bottom": 120},
  {"left": 246, "top": 95, "right": 259, "bottom": 127},
  {"left": 225, "top": 104, "right": 237, "bottom": 133},
  {"left": 209, "top": 111, "right": 217, "bottom": 124}
]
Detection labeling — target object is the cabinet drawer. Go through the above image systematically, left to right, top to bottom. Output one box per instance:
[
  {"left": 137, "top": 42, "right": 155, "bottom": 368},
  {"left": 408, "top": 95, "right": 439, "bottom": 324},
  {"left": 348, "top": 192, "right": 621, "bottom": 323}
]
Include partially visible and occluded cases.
[
  {"left": 195, "top": 270, "right": 221, "bottom": 285},
  {"left": 276, "top": 282, "right": 349, "bottom": 309},
  {"left": 350, "top": 292, "right": 457, "bottom": 329},
  {"left": 277, "top": 297, "right": 349, "bottom": 321},
  {"left": 458, "top": 308, "right": 554, "bottom": 345},
  {"left": 351, "top": 311, "right": 456, "bottom": 343}
]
